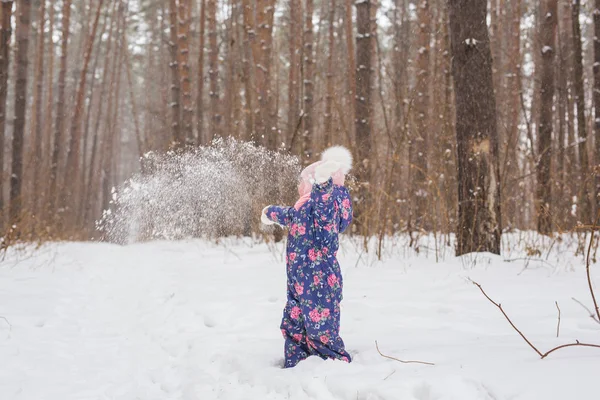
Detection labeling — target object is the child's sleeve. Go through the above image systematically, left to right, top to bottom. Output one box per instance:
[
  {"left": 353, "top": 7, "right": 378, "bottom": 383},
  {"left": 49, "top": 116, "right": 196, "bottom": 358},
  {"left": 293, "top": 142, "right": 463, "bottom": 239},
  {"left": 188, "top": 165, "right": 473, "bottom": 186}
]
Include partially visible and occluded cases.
[
  {"left": 337, "top": 188, "right": 353, "bottom": 233},
  {"left": 264, "top": 205, "right": 295, "bottom": 227}
]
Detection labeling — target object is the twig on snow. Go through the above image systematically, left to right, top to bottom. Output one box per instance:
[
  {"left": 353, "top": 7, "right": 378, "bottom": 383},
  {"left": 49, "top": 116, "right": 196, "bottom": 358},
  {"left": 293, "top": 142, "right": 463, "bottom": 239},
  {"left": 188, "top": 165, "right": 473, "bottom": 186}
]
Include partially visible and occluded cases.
[
  {"left": 470, "top": 280, "right": 600, "bottom": 359},
  {"left": 571, "top": 297, "right": 600, "bottom": 324},
  {"left": 555, "top": 301, "right": 561, "bottom": 338},
  {"left": 0, "top": 316, "right": 11, "bottom": 331},
  {"left": 375, "top": 341, "right": 435, "bottom": 366},
  {"left": 383, "top": 370, "right": 396, "bottom": 381}
]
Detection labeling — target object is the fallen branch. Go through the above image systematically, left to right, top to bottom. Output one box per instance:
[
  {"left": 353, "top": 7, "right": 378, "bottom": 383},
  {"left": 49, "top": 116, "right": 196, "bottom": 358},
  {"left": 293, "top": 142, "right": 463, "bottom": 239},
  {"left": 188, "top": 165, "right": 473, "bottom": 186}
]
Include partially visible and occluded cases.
[
  {"left": 471, "top": 280, "right": 600, "bottom": 359},
  {"left": 571, "top": 297, "right": 600, "bottom": 324},
  {"left": 555, "top": 301, "right": 561, "bottom": 338},
  {"left": 375, "top": 341, "right": 435, "bottom": 366}
]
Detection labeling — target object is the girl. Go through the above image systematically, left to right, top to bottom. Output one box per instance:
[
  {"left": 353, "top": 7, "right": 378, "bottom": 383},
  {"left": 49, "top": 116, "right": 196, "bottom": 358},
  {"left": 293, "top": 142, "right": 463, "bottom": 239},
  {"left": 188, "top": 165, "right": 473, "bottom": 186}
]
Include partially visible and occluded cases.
[{"left": 261, "top": 146, "right": 353, "bottom": 368}]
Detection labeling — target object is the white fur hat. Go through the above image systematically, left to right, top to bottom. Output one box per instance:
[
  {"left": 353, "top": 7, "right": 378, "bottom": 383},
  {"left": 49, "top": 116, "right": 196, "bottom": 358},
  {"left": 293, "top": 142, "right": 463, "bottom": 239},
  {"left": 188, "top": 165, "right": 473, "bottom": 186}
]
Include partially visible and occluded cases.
[{"left": 320, "top": 146, "right": 353, "bottom": 174}]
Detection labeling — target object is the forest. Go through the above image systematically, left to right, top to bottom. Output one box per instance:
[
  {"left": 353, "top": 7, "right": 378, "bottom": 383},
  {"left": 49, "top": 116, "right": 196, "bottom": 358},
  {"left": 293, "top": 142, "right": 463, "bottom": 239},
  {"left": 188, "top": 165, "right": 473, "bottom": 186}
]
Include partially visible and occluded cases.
[{"left": 0, "top": 0, "right": 599, "bottom": 253}]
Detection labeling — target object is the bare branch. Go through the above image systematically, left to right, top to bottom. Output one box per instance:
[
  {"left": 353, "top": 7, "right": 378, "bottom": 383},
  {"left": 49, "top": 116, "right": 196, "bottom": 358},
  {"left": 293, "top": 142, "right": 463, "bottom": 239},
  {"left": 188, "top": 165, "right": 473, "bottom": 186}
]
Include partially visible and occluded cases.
[
  {"left": 469, "top": 279, "right": 544, "bottom": 357},
  {"left": 472, "top": 280, "right": 600, "bottom": 359},
  {"left": 571, "top": 297, "right": 600, "bottom": 324},
  {"left": 555, "top": 301, "right": 561, "bottom": 338},
  {"left": 375, "top": 341, "right": 435, "bottom": 366}
]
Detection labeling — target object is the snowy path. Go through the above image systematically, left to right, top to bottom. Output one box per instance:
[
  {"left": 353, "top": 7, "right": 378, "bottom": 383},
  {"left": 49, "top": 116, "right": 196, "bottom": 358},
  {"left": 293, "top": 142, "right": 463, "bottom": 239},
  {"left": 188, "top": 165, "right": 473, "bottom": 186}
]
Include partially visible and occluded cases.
[{"left": 0, "top": 239, "right": 599, "bottom": 400}]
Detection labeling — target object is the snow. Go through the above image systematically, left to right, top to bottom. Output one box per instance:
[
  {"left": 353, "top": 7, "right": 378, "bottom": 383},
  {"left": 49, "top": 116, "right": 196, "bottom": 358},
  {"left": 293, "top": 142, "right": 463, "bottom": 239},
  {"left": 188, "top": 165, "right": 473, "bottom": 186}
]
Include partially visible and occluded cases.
[{"left": 1, "top": 236, "right": 599, "bottom": 400}]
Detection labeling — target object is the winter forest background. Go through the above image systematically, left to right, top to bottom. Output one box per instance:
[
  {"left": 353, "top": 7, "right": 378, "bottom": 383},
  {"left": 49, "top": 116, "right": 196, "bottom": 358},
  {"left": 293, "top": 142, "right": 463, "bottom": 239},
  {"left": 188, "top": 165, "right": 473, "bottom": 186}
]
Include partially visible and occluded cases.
[{"left": 0, "top": 0, "right": 599, "bottom": 253}]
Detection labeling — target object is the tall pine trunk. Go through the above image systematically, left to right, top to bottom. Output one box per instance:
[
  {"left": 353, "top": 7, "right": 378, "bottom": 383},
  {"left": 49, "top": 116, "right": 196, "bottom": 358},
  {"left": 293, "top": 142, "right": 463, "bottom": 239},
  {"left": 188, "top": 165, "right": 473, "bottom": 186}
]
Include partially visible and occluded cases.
[
  {"left": 10, "top": 0, "right": 32, "bottom": 225},
  {"left": 31, "top": 0, "right": 46, "bottom": 220},
  {"left": 50, "top": 0, "right": 72, "bottom": 220},
  {"left": 64, "top": 0, "right": 104, "bottom": 225},
  {"left": 168, "top": 0, "right": 182, "bottom": 147},
  {"left": 178, "top": 0, "right": 193, "bottom": 144},
  {"left": 197, "top": 0, "right": 206, "bottom": 145},
  {"left": 208, "top": 0, "right": 220, "bottom": 140},
  {"left": 287, "top": 0, "right": 301, "bottom": 147},
  {"left": 302, "top": 0, "right": 315, "bottom": 161},
  {"left": 324, "top": 0, "right": 336, "bottom": 147},
  {"left": 344, "top": 0, "right": 355, "bottom": 141},
  {"left": 355, "top": 0, "right": 373, "bottom": 233},
  {"left": 410, "top": 0, "right": 431, "bottom": 231},
  {"left": 449, "top": 0, "right": 502, "bottom": 255},
  {"left": 536, "top": 0, "right": 558, "bottom": 234},
  {"left": 572, "top": 0, "right": 591, "bottom": 221},
  {"left": 594, "top": 0, "right": 600, "bottom": 213},
  {"left": 0, "top": 1, "right": 14, "bottom": 225}
]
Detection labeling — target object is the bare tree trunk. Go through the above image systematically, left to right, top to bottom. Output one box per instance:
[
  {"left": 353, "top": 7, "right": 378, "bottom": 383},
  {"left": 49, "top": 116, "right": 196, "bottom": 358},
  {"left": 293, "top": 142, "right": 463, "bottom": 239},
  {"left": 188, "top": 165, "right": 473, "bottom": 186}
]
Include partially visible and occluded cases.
[
  {"left": 10, "top": 0, "right": 32, "bottom": 225},
  {"left": 30, "top": 0, "right": 46, "bottom": 220},
  {"left": 50, "top": 0, "right": 72, "bottom": 219},
  {"left": 63, "top": 0, "right": 104, "bottom": 225},
  {"left": 168, "top": 0, "right": 182, "bottom": 147},
  {"left": 178, "top": 0, "right": 193, "bottom": 144},
  {"left": 196, "top": 0, "right": 206, "bottom": 145},
  {"left": 208, "top": 0, "right": 220, "bottom": 139},
  {"left": 287, "top": 0, "right": 301, "bottom": 148},
  {"left": 301, "top": 0, "right": 315, "bottom": 161},
  {"left": 324, "top": 0, "right": 336, "bottom": 147},
  {"left": 344, "top": 0, "right": 355, "bottom": 141},
  {"left": 355, "top": 0, "right": 373, "bottom": 233},
  {"left": 410, "top": 0, "right": 431, "bottom": 231},
  {"left": 449, "top": 0, "right": 502, "bottom": 255},
  {"left": 536, "top": 0, "right": 558, "bottom": 234},
  {"left": 572, "top": 0, "right": 591, "bottom": 221},
  {"left": 594, "top": 0, "right": 600, "bottom": 213},
  {"left": 0, "top": 1, "right": 14, "bottom": 224},
  {"left": 556, "top": 2, "right": 568, "bottom": 227},
  {"left": 84, "top": 3, "right": 117, "bottom": 230}
]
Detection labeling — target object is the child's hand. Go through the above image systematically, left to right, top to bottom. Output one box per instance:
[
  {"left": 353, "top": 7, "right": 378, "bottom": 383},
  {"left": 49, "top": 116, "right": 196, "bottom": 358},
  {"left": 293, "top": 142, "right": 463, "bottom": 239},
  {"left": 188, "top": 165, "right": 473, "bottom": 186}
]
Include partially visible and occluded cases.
[
  {"left": 315, "top": 161, "right": 341, "bottom": 184},
  {"left": 261, "top": 206, "right": 275, "bottom": 225}
]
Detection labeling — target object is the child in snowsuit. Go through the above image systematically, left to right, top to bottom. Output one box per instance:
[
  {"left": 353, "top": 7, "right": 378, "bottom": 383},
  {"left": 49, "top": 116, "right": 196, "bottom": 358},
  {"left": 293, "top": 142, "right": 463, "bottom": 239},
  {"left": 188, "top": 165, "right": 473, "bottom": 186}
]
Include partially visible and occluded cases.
[{"left": 261, "top": 146, "right": 353, "bottom": 368}]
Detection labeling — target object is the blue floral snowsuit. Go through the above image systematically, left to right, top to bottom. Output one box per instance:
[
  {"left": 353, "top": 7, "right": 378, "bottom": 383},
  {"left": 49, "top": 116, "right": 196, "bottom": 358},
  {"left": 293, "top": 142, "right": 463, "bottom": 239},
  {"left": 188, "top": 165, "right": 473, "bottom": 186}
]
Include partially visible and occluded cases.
[{"left": 266, "top": 178, "right": 353, "bottom": 368}]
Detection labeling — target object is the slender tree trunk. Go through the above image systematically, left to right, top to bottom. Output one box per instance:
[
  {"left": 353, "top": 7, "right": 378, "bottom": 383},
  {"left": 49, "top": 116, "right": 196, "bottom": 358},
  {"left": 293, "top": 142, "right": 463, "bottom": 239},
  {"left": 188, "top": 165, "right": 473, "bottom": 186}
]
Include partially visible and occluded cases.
[
  {"left": 10, "top": 0, "right": 32, "bottom": 225},
  {"left": 30, "top": 0, "right": 46, "bottom": 220},
  {"left": 43, "top": 0, "right": 55, "bottom": 190},
  {"left": 50, "top": 0, "right": 72, "bottom": 219},
  {"left": 63, "top": 0, "right": 104, "bottom": 225},
  {"left": 168, "top": 0, "right": 182, "bottom": 147},
  {"left": 178, "top": 0, "right": 193, "bottom": 144},
  {"left": 196, "top": 0, "right": 206, "bottom": 145},
  {"left": 208, "top": 0, "right": 220, "bottom": 139},
  {"left": 241, "top": 0, "right": 255, "bottom": 141},
  {"left": 287, "top": 0, "right": 301, "bottom": 148},
  {"left": 301, "top": 0, "right": 315, "bottom": 161},
  {"left": 324, "top": 0, "right": 336, "bottom": 147},
  {"left": 344, "top": 0, "right": 355, "bottom": 141},
  {"left": 355, "top": 0, "right": 373, "bottom": 232},
  {"left": 410, "top": 0, "right": 431, "bottom": 231},
  {"left": 449, "top": 0, "right": 502, "bottom": 255},
  {"left": 536, "top": 0, "right": 558, "bottom": 234},
  {"left": 571, "top": 0, "right": 591, "bottom": 221},
  {"left": 594, "top": 0, "right": 600, "bottom": 213},
  {"left": 0, "top": 1, "right": 14, "bottom": 224},
  {"left": 84, "top": 3, "right": 116, "bottom": 230},
  {"left": 556, "top": 6, "right": 567, "bottom": 226}
]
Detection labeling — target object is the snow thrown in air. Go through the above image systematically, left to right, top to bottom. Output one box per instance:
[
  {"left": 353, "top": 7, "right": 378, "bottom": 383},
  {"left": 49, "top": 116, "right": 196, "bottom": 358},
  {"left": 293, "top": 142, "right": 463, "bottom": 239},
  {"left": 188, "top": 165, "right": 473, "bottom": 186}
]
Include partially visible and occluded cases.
[{"left": 97, "top": 138, "right": 301, "bottom": 244}]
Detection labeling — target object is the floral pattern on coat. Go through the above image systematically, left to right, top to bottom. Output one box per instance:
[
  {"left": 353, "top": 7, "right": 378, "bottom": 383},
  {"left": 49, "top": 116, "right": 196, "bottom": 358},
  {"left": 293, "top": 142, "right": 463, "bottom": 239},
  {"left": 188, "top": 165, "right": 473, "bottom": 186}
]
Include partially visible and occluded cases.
[{"left": 266, "top": 178, "right": 353, "bottom": 368}]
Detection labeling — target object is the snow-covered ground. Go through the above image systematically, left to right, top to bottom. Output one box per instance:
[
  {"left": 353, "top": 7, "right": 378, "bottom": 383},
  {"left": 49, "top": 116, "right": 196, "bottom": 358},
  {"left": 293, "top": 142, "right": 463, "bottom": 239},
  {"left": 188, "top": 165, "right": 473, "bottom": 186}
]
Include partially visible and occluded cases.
[{"left": 1, "top": 236, "right": 599, "bottom": 400}]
